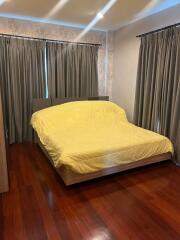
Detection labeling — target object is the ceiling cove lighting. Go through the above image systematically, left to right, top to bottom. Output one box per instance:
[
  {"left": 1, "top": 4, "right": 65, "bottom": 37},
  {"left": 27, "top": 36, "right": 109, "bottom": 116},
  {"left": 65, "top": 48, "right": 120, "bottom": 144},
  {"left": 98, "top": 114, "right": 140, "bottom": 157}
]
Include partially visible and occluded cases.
[
  {"left": 75, "top": 0, "right": 117, "bottom": 41},
  {"left": 117, "top": 0, "right": 180, "bottom": 30},
  {"left": 134, "top": 0, "right": 161, "bottom": 19},
  {"left": 144, "top": 0, "right": 180, "bottom": 16},
  {"left": 0, "top": 13, "right": 106, "bottom": 31}
]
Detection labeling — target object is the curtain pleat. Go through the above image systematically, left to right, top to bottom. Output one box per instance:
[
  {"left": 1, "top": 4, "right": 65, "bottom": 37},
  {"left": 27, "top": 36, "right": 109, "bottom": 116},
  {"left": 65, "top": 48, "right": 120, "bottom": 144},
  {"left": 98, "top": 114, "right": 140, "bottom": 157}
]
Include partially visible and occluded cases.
[
  {"left": 134, "top": 27, "right": 180, "bottom": 163},
  {"left": 0, "top": 37, "right": 46, "bottom": 143},
  {"left": 0, "top": 38, "right": 99, "bottom": 143},
  {"left": 46, "top": 42, "right": 99, "bottom": 98}
]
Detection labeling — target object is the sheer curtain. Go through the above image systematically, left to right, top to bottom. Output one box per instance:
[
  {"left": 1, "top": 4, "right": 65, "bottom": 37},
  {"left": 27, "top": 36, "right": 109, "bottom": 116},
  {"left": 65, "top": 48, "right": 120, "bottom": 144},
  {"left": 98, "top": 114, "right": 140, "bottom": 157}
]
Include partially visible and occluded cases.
[
  {"left": 134, "top": 27, "right": 180, "bottom": 164},
  {"left": 0, "top": 37, "right": 46, "bottom": 143},
  {"left": 46, "top": 42, "right": 99, "bottom": 98}
]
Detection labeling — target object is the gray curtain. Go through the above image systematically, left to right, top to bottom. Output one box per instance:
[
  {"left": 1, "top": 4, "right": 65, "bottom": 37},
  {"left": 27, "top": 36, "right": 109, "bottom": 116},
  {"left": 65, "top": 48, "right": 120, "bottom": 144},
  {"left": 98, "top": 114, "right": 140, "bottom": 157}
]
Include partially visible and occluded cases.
[
  {"left": 134, "top": 27, "right": 180, "bottom": 163},
  {"left": 0, "top": 37, "right": 46, "bottom": 143},
  {"left": 47, "top": 42, "right": 99, "bottom": 98}
]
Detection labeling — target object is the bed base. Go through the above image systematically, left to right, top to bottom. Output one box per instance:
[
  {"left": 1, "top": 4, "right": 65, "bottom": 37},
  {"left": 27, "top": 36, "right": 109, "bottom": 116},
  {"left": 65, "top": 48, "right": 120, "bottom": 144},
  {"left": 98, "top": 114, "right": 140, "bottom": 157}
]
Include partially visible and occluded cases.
[{"left": 37, "top": 138, "right": 171, "bottom": 185}]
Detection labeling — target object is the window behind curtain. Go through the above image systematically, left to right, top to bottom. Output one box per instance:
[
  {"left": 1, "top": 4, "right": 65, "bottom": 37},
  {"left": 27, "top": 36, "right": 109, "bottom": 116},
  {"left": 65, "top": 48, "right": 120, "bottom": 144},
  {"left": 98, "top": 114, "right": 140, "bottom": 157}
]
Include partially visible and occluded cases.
[{"left": 0, "top": 37, "right": 99, "bottom": 143}]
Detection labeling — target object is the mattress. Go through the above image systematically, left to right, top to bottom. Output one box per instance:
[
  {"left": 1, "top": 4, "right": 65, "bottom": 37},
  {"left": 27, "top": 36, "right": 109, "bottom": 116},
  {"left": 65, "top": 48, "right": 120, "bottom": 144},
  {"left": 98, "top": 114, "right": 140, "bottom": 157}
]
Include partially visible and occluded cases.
[{"left": 31, "top": 101, "right": 173, "bottom": 174}]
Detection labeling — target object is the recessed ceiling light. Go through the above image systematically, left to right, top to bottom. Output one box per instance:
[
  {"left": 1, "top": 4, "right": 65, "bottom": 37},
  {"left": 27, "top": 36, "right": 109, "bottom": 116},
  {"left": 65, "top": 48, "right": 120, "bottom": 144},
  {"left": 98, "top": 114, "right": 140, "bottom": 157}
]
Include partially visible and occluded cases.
[{"left": 97, "top": 12, "right": 104, "bottom": 19}]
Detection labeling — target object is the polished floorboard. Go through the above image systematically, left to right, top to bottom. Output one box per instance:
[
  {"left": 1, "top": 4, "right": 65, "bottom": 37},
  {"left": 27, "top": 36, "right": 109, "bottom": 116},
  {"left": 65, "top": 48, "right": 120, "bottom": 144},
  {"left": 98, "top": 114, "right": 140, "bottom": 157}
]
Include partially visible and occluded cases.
[{"left": 0, "top": 143, "right": 180, "bottom": 240}]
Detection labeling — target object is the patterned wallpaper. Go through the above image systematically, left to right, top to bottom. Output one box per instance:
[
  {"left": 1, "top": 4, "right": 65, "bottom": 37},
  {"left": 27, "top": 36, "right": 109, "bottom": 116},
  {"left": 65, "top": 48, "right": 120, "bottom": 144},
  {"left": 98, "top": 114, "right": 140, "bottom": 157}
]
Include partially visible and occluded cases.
[{"left": 0, "top": 17, "right": 114, "bottom": 98}]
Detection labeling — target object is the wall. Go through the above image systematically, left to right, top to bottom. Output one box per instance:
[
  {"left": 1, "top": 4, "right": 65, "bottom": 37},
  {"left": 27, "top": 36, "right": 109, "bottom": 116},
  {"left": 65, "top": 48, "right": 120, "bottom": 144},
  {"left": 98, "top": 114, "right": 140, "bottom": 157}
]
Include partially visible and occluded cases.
[
  {"left": 113, "top": 4, "right": 180, "bottom": 122},
  {"left": 0, "top": 18, "right": 114, "bottom": 98}
]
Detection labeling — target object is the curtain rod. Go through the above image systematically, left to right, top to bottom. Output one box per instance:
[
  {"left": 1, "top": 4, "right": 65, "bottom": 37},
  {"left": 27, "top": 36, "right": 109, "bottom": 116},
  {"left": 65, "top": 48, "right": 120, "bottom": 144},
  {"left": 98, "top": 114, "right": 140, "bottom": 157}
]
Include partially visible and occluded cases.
[
  {"left": 136, "top": 22, "right": 180, "bottom": 38},
  {"left": 0, "top": 33, "right": 102, "bottom": 47}
]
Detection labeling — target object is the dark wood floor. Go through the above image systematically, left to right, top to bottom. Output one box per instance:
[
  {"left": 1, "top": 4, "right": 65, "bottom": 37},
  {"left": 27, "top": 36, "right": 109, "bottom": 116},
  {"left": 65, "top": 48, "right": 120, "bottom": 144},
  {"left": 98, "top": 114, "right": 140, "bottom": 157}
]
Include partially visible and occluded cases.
[{"left": 1, "top": 144, "right": 180, "bottom": 240}]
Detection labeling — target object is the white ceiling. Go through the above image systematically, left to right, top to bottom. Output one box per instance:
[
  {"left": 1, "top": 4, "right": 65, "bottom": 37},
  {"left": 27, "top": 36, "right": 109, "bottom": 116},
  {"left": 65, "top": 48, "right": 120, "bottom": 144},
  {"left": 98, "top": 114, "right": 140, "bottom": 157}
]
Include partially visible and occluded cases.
[{"left": 0, "top": 0, "right": 179, "bottom": 30}]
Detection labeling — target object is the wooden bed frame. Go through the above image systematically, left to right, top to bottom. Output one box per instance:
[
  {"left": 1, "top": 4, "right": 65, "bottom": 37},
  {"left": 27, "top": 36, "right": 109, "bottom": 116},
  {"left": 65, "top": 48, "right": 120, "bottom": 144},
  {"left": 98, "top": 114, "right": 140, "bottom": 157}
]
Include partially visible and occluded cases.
[{"left": 32, "top": 96, "right": 172, "bottom": 185}]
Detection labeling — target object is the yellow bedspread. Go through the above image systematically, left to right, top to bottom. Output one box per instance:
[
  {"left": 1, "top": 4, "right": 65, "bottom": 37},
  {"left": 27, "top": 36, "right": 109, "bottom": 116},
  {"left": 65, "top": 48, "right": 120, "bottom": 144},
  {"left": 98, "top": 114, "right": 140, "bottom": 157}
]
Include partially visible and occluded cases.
[{"left": 31, "top": 101, "right": 173, "bottom": 174}]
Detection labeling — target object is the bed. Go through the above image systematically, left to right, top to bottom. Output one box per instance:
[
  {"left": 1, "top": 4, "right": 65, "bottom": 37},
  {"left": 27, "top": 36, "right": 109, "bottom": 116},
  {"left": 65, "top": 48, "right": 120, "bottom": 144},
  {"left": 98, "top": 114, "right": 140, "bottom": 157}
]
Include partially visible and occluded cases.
[{"left": 31, "top": 97, "right": 173, "bottom": 185}]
